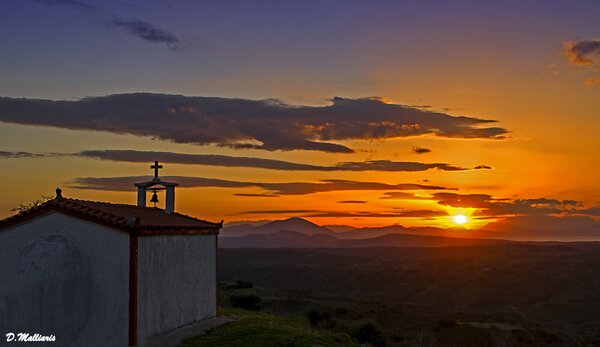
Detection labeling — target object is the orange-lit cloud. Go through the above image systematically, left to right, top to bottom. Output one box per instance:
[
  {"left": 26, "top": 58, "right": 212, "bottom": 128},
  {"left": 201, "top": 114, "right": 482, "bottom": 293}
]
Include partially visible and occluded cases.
[
  {"left": 564, "top": 39, "right": 600, "bottom": 65},
  {"left": 584, "top": 77, "right": 600, "bottom": 85},
  {"left": 379, "top": 192, "right": 431, "bottom": 200},
  {"left": 433, "top": 193, "right": 585, "bottom": 217}
]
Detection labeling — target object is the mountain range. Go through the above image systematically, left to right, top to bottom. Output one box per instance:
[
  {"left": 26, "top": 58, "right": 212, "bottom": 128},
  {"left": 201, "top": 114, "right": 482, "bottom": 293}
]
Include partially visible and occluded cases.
[{"left": 219, "top": 217, "right": 514, "bottom": 248}]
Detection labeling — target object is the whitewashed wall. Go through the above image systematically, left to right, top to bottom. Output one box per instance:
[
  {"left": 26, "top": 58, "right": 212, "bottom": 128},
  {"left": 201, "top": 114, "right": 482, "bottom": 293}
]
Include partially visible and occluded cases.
[
  {"left": 0, "top": 212, "right": 130, "bottom": 347},
  {"left": 137, "top": 234, "right": 216, "bottom": 342}
]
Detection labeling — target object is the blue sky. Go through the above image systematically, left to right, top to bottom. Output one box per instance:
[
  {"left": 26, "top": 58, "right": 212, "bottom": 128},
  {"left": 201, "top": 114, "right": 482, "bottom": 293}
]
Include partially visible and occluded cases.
[{"left": 2, "top": 0, "right": 598, "bottom": 100}]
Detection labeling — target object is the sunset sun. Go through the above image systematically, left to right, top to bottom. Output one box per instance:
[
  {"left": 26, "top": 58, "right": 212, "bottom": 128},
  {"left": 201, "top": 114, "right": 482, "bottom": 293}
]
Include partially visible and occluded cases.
[{"left": 453, "top": 214, "right": 468, "bottom": 225}]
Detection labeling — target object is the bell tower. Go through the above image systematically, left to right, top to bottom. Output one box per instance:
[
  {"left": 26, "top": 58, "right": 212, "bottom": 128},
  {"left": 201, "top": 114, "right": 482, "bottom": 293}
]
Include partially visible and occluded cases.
[{"left": 134, "top": 161, "right": 179, "bottom": 214}]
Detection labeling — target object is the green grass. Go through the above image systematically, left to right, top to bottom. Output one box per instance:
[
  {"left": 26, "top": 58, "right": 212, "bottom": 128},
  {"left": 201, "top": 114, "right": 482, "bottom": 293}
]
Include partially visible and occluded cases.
[{"left": 181, "top": 307, "right": 355, "bottom": 347}]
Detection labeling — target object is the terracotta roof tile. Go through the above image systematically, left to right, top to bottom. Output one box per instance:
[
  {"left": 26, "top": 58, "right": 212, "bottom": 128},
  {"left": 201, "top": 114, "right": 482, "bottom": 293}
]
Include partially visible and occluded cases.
[{"left": 0, "top": 197, "right": 221, "bottom": 233}]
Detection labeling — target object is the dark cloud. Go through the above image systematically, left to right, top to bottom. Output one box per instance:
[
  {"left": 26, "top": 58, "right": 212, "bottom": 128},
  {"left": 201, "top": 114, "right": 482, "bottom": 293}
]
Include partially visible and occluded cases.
[
  {"left": 34, "top": 0, "right": 96, "bottom": 11},
  {"left": 34, "top": 0, "right": 184, "bottom": 51},
  {"left": 109, "top": 17, "right": 183, "bottom": 51},
  {"left": 564, "top": 39, "right": 600, "bottom": 65},
  {"left": 0, "top": 94, "right": 509, "bottom": 153},
  {"left": 412, "top": 146, "right": 431, "bottom": 154},
  {"left": 0, "top": 148, "right": 482, "bottom": 174},
  {"left": 74, "top": 149, "right": 471, "bottom": 172},
  {"left": 78, "top": 150, "right": 323, "bottom": 170},
  {"left": 0, "top": 151, "right": 39, "bottom": 158},
  {"left": 333, "top": 160, "right": 467, "bottom": 171},
  {"left": 474, "top": 165, "right": 492, "bottom": 170},
  {"left": 70, "top": 175, "right": 453, "bottom": 195},
  {"left": 72, "top": 176, "right": 251, "bottom": 191},
  {"left": 258, "top": 180, "right": 452, "bottom": 196},
  {"left": 433, "top": 192, "right": 500, "bottom": 209},
  {"left": 233, "top": 193, "right": 280, "bottom": 198},
  {"left": 432, "top": 193, "right": 583, "bottom": 217},
  {"left": 519, "top": 198, "right": 575, "bottom": 206},
  {"left": 337, "top": 200, "right": 367, "bottom": 204},
  {"left": 575, "top": 206, "right": 600, "bottom": 216},
  {"left": 237, "top": 209, "right": 446, "bottom": 218},
  {"left": 237, "top": 209, "right": 319, "bottom": 215},
  {"left": 304, "top": 210, "right": 447, "bottom": 218},
  {"left": 480, "top": 214, "right": 600, "bottom": 238}
]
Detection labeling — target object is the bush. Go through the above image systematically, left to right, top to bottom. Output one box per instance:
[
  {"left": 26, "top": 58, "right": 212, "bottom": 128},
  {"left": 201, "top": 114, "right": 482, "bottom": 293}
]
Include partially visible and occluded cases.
[
  {"left": 228, "top": 280, "right": 254, "bottom": 289},
  {"left": 230, "top": 294, "right": 261, "bottom": 311},
  {"left": 334, "top": 307, "right": 349, "bottom": 316},
  {"left": 306, "top": 309, "right": 336, "bottom": 330},
  {"left": 437, "top": 319, "right": 457, "bottom": 328},
  {"left": 352, "top": 323, "right": 386, "bottom": 347}
]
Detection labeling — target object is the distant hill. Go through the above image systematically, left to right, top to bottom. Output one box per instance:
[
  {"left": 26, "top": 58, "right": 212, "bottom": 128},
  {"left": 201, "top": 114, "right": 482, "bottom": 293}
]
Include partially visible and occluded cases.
[
  {"left": 224, "top": 216, "right": 600, "bottom": 242},
  {"left": 220, "top": 217, "right": 512, "bottom": 248},
  {"left": 221, "top": 217, "right": 336, "bottom": 237},
  {"left": 220, "top": 229, "right": 512, "bottom": 248}
]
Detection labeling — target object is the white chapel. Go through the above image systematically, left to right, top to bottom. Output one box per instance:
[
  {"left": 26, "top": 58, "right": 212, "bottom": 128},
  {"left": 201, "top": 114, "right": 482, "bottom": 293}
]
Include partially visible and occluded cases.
[{"left": 0, "top": 162, "right": 221, "bottom": 346}]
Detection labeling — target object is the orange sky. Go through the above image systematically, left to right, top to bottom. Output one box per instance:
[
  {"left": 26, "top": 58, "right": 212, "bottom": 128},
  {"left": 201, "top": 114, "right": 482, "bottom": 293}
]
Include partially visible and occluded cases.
[{"left": 1, "top": 1, "right": 599, "bottom": 239}]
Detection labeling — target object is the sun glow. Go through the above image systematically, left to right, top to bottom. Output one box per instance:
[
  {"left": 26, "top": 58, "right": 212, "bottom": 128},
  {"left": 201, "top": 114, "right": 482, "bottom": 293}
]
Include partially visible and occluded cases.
[{"left": 453, "top": 214, "right": 468, "bottom": 225}]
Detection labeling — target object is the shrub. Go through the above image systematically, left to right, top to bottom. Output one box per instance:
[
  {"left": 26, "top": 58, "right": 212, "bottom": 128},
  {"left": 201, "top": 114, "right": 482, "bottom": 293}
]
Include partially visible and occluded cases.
[
  {"left": 228, "top": 280, "right": 254, "bottom": 289},
  {"left": 230, "top": 294, "right": 261, "bottom": 311},
  {"left": 306, "top": 309, "right": 336, "bottom": 330},
  {"left": 437, "top": 319, "right": 457, "bottom": 328},
  {"left": 352, "top": 323, "right": 386, "bottom": 347}
]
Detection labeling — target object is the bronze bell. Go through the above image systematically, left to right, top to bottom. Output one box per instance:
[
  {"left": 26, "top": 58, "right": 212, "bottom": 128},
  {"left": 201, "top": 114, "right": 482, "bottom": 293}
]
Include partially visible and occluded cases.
[{"left": 150, "top": 190, "right": 159, "bottom": 206}]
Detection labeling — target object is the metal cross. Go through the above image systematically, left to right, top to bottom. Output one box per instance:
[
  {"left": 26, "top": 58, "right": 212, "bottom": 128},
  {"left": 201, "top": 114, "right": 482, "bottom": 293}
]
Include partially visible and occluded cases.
[{"left": 151, "top": 161, "right": 163, "bottom": 178}]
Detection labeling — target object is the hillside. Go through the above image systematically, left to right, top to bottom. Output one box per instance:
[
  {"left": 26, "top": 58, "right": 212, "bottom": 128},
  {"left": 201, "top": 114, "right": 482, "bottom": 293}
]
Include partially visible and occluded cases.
[
  {"left": 219, "top": 244, "right": 600, "bottom": 345},
  {"left": 181, "top": 308, "right": 353, "bottom": 347}
]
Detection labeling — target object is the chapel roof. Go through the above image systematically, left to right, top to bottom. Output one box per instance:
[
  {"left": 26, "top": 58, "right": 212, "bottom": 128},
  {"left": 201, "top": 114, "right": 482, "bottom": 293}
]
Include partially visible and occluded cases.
[{"left": 0, "top": 193, "right": 221, "bottom": 234}]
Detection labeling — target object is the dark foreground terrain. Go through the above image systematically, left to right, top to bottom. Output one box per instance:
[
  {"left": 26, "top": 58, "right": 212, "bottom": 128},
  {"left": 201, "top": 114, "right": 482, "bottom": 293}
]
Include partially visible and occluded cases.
[{"left": 218, "top": 243, "right": 600, "bottom": 346}]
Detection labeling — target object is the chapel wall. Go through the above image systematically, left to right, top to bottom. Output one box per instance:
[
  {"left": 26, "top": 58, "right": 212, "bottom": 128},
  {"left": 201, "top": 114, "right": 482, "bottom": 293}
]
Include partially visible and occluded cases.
[
  {"left": 0, "top": 211, "right": 130, "bottom": 347},
  {"left": 136, "top": 234, "right": 217, "bottom": 341}
]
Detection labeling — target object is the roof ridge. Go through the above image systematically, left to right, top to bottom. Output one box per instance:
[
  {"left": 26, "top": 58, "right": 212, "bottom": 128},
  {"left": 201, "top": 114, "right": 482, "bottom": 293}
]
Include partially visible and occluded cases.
[
  {"left": 1, "top": 196, "right": 221, "bottom": 231},
  {"left": 57, "top": 198, "right": 130, "bottom": 224},
  {"left": 64, "top": 198, "right": 219, "bottom": 226},
  {"left": 65, "top": 198, "right": 168, "bottom": 211},
  {"left": 169, "top": 210, "right": 220, "bottom": 226}
]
